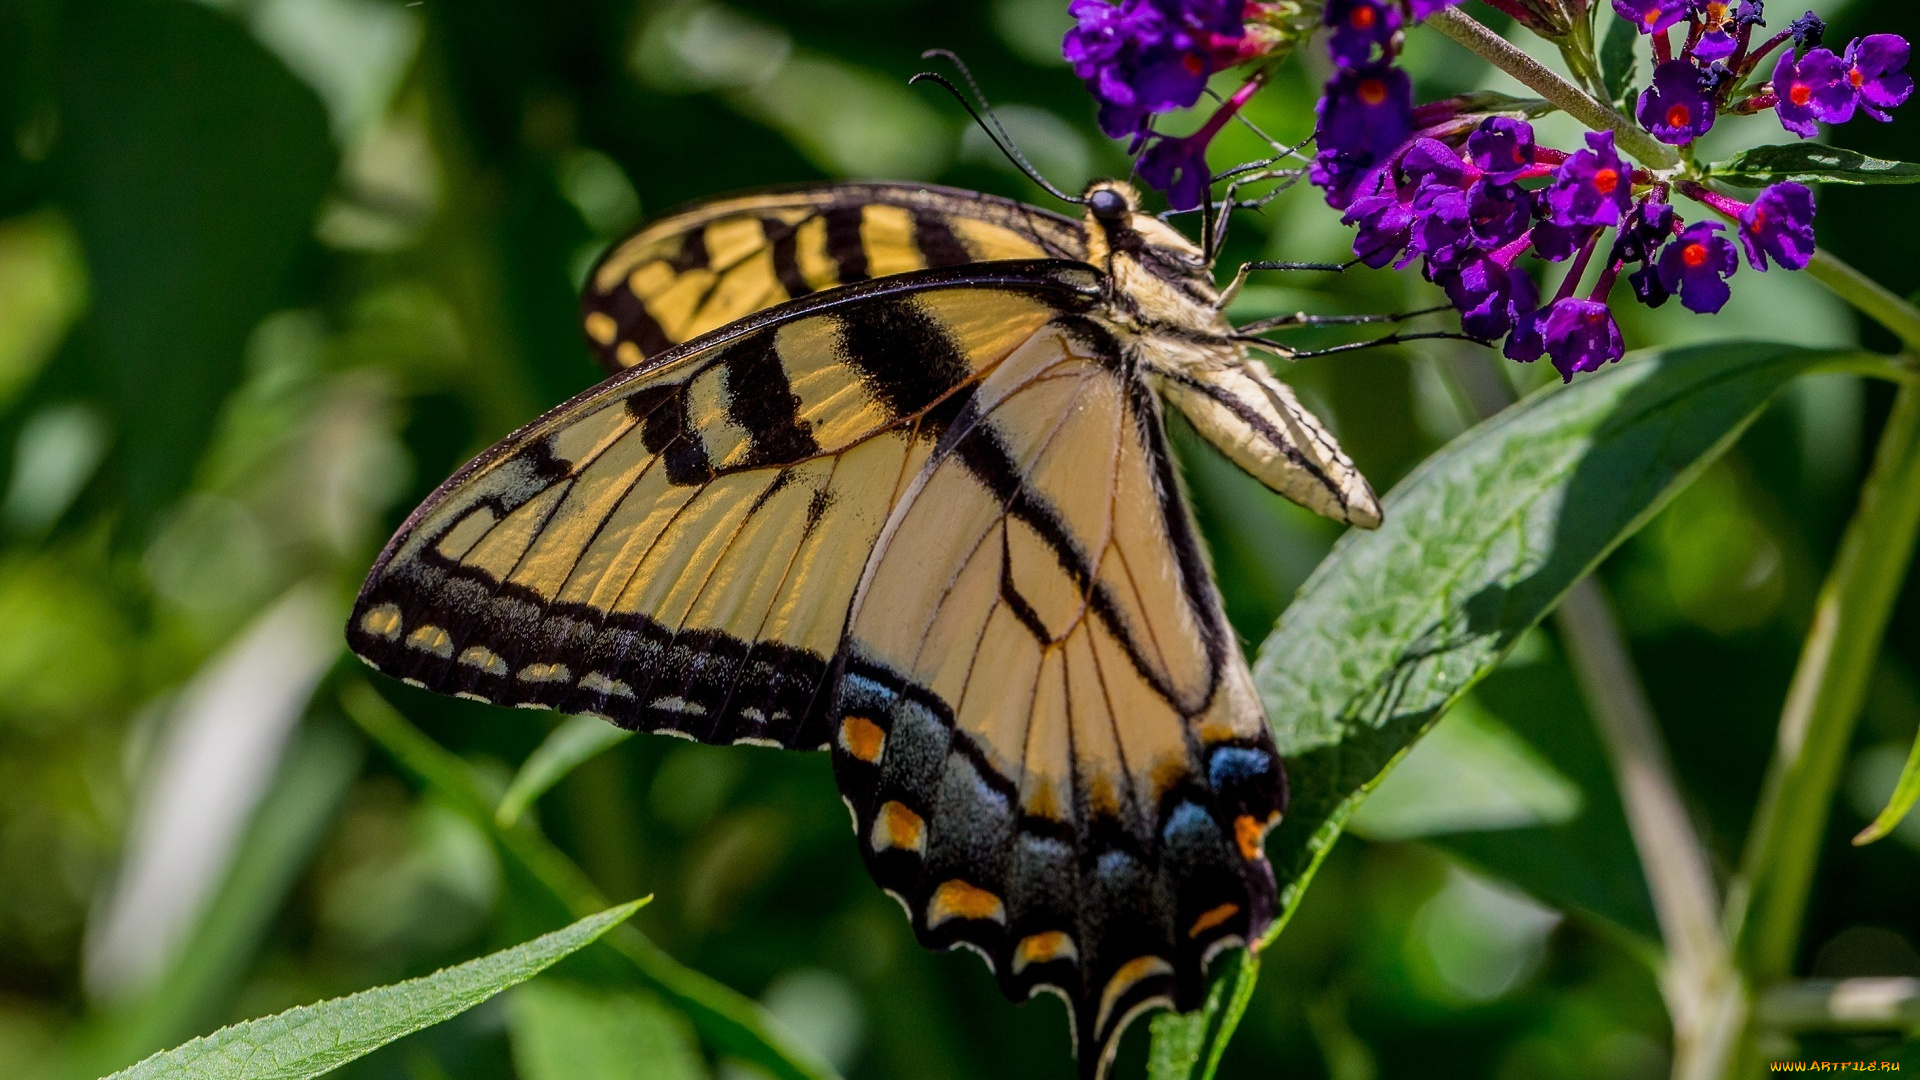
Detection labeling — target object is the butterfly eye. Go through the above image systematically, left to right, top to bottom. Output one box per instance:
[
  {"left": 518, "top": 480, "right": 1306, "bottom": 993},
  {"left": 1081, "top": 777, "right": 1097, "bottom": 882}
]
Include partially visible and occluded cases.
[{"left": 1088, "top": 188, "right": 1129, "bottom": 222}]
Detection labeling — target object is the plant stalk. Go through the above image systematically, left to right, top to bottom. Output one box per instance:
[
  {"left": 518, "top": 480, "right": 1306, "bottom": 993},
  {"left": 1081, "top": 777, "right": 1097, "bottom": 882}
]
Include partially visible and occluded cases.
[
  {"left": 1427, "top": 8, "right": 1680, "bottom": 170},
  {"left": 1805, "top": 250, "right": 1920, "bottom": 353},
  {"left": 1726, "top": 380, "right": 1920, "bottom": 990},
  {"left": 1555, "top": 582, "right": 1747, "bottom": 1080}
]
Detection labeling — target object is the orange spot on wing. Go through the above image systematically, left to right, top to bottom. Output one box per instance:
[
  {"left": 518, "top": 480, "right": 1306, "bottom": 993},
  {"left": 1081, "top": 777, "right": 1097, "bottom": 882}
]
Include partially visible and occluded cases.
[
  {"left": 839, "top": 714, "right": 886, "bottom": 763},
  {"left": 871, "top": 800, "right": 925, "bottom": 853},
  {"left": 1234, "top": 814, "right": 1270, "bottom": 861},
  {"left": 928, "top": 880, "right": 1006, "bottom": 926},
  {"left": 1188, "top": 902, "right": 1241, "bottom": 938},
  {"left": 1013, "top": 931, "right": 1078, "bottom": 973}
]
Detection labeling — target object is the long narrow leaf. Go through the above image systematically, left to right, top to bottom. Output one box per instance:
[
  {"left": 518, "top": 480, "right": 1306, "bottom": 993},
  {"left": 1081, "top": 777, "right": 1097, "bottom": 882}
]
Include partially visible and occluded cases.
[
  {"left": 497, "top": 716, "right": 634, "bottom": 827},
  {"left": 1854, "top": 729, "right": 1920, "bottom": 845},
  {"left": 104, "top": 899, "right": 645, "bottom": 1080}
]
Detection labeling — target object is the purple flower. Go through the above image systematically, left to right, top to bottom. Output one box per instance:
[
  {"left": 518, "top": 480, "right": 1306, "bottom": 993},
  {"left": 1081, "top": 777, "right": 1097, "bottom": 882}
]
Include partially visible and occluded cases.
[
  {"left": 1063, "top": 0, "right": 1245, "bottom": 138},
  {"left": 1325, "top": 0, "right": 1402, "bottom": 68},
  {"left": 1406, "top": 0, "right": 1461, "bottom": 19},
  {"left": 1612, "top": 0, "right": 1686, "bottom": 34},
  {"left": 1694, "top": 2, "right": 1740, "bottom": 63},
  {"left": 1790, "top": 11, "right": 1826, "bottom": 52},
  {"left": 1844, "top": 35, "right": 1914, "bottom": 121},
  {"left": 1772, "top": 47, "right": 1854, "bottom": 137},
  {"left": 1638, "top": 60, "right": 1717, "bottom": 144},
  {"left": 1313, "top": 63, "right": 1414, "bottom": 207},
  {"left": 1467, "top": 118, "right": 1536, "bottom": 184},
  {"left": 1546, "top": 131, "right": 1633, "bottom": 228},
  {"left": 1137, "top": 133, "right": 1210, "bottom": 209},
  {"left": 1401, "top": 138, "right": 1469, "bottom": 188},
  {"left": 1466, "top": 180, "right": 1531, "bottom": 249},
  {"left": 1739, "top": 181, "right": 1816, "bottom": 270},
  {"left": 1411, "top": 183, "right": 1475, "bottom": 268},
  {"left": 1344, "top": 192, "right": 1415, "bottom": 267},
  {"left": 1613, "top": 198, "right": 1679, "bottom": 264},
  {"left": 1531, "top": 207, "right": 1598, "bottom": 262},
  {"left": 1656, "top": 222, "right": 1739, "bottom": 313},
  {"left": 1437, "top": 254, "right": 1538, "bottom": 339},
  {"left": 1630, "top": 264, "right": 1671, "bottom": 308},
  {"left": 1541, "top": 298, "right": 1626, "bottom": 381},
  {"left": 1505, "top": 308, "right": 1547, "bottom": 363}
]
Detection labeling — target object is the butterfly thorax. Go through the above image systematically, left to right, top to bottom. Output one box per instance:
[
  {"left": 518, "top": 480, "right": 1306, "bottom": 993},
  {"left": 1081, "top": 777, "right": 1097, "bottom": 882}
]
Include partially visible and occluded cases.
[{"left": 1078, "top": 181, "right": 1240, "bottom": 379}]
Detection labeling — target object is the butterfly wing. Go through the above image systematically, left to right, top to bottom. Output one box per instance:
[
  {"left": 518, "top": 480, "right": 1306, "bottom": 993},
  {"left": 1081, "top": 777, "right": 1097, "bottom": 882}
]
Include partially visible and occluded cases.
[
  {"left": 581, "top": 182, "right": 1086, "bottom": 373},
  {"left": 350, "top": 261, "right": 1101, "bottom": 749},
  {"left": 827, "top": 316, "right": 1286, "bottom": 1078}
]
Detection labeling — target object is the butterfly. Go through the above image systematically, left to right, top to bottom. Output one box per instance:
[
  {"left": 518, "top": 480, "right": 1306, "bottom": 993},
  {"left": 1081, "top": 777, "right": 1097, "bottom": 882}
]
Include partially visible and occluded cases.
[{"left": 348, "top": 177, "right": 1381, "bottom": 1078}]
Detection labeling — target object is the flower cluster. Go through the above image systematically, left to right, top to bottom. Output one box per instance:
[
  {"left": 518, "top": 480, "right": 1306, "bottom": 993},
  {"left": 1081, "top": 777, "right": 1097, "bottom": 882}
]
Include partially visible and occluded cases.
[
  {"left": 1061, "top": 0, "right": 1913, "bottom": 380},
  {"left": 1062, "top": 0, "right": 1259, "bottom": 139},
  {"left": 1309, "top": 0, "right": 1908, "bottom": 379},
  {"left": 1613, "top": 1, "right": 1914, "bottom": 145}
]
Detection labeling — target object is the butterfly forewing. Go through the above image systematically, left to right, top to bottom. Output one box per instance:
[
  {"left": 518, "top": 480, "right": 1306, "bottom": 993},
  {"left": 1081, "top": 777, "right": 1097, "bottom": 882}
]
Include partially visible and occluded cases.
[
  {"left": 581, "top": 183, "right": 1086, "bottom": 373},
  {"left": 351, "top": 263, "right": 1099, "bottom": 749},
  {"left": 828, "top": 317, "right": 1285, "bottom": 1076}
]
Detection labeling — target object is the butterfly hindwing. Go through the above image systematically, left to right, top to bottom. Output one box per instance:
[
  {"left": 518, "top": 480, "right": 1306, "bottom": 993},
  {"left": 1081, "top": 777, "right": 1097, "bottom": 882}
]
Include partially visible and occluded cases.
[
  {"left": 581, "top": 182, "right": 1087, "bottom": 373},
  {"left": 350, "top": 261, "right": 1100, "bottom": 749},
  {"left": 827, "top": 315, "right": 1286, "bottom": 1077}
]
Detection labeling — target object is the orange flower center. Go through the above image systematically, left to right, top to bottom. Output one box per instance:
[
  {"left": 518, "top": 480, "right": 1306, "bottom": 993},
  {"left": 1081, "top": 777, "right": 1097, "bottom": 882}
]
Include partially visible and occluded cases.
[
  {"left": 1706, "top": 2, "right": 1728, "bottom": 27},
  {"left": 1352, "top": 5, "right": 1376, "bottom": 29},
  {"left": 1643, "top": 9, "right": 1660, "bottom": 26},
  {"left": 1183, "top": 52, "right": 1205, "bottom": 75},
  {"left": 1851, "top": 68, "right": 1866, "bottom": 88},
  {"left": 1358, "top": 78, "right": 1388, "bottom": 106},
  {"left": 1790, "top": 83, "right": 1813, "bottom": 106},
  {"left": 1667, "top": 103, "right": 1692, "bottom": 128},
  {"left": 1592, "top": 168, "right": 1620, "bottom": 195},
  {"left": 1752, "top": 208, "right": 1769, "bottom": 229},
  {"left": 1683, "top": 243, "right": 1709, "bottom": 268}
]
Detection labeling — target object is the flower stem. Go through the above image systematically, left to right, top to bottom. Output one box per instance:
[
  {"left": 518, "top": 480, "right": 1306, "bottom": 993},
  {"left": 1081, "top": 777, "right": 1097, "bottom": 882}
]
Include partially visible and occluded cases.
[
  {"left": 1426, "top": 8, "right": 1680, "bottom": 170},
  {"left": 1804, "top": 249, "right": 1920, "bottom": 353},
  {"left": 1725, "top": 379, "right": 1920, "bottom": 990},
  {"left": 1555, "top": 582, "right": 1747, "bottom": 1080}
]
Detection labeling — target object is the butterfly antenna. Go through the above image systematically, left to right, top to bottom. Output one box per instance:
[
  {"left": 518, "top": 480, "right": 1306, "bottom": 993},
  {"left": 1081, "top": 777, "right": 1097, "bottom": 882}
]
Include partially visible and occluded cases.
[{"left": 912, "top": 51, "right": 1083, "bottom": 204}]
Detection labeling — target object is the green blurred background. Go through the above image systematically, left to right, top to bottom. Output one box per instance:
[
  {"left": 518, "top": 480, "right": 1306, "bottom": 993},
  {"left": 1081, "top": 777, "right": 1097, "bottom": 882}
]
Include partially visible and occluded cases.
[{"left": 0, "top": 0, "right": 1917, "bottom": 1077}]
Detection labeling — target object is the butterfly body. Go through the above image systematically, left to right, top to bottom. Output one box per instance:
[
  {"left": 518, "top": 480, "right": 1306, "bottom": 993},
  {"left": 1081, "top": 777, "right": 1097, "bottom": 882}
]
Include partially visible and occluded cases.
[{"left": 350, "top": 178, "right": 1378, "bottom": 1078}]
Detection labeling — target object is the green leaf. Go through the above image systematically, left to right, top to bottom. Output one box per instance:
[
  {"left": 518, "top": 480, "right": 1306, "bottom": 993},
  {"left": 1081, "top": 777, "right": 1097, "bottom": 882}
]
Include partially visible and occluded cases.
[
  {"left": 1600, "top": 12, "right": 1639, "bottom": 107},
  {"left": 1709, "top": 144, "right": 1920, "bottom": 188},
  {"left": 1255, "top": 342, "right": 1885, "bottom": 948},
  {"left": 1431, "top": 653, "right": 1660, "bottom": 943},
  {"left": 338, "top": 681, "right": 842, "bottom": 1080},
  {"left": 497, "top": 716, "right": 634, "bottom": 828},
  {"left": 1854, "top": 727, "right": 1920, "bottom": 846},
  {"left": 104, "top": 899, "right": 646, "bottom": 1080},
  {"left": 1145, "top": 950, "right": 1259, "bottom": 1080},
  {"left": 510, "top": 981, "right": 708, "bottom": 1080}
]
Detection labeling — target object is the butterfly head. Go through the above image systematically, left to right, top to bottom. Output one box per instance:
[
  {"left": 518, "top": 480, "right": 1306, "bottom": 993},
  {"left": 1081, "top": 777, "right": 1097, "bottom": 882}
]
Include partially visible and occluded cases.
[{"left": 1080, "top": 180, "right": 1223, "bottom": 328}]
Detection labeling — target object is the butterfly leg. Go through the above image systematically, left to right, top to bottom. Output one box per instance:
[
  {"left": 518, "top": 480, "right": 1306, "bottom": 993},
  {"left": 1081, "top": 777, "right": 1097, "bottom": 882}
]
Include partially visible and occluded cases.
[{"left": 1237, "top": 328, "right": 1493, "bottom": 361}]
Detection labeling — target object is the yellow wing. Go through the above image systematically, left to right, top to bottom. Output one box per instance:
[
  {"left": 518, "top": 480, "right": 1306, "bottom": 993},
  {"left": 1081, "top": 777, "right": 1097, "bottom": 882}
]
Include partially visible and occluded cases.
[
  {"left": 580, "top": 182, "right": 1086, "bottom": 373},
  {"left": 350, "top": 262, "right": 1100, "bottom": 748},
  {"left": 827, "top": 316, "right": 1286, "bottom": 1079}
]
